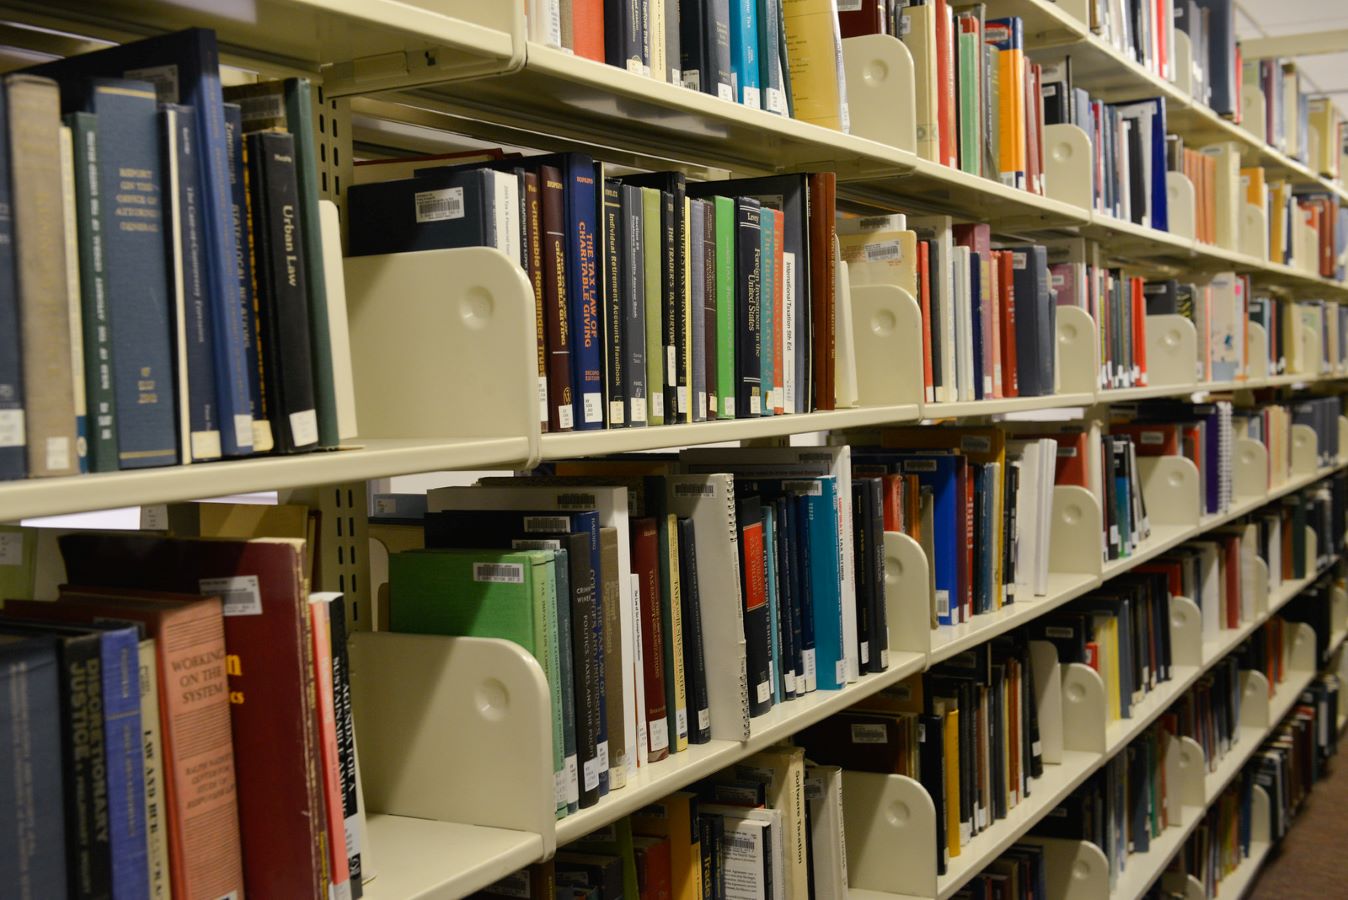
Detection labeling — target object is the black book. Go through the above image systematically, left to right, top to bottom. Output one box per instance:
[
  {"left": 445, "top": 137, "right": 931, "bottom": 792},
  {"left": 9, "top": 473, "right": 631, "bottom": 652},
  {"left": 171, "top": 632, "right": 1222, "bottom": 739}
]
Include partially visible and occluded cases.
[
  {"left": 603, "top": 0, "right": 648, "bottom": 73},
  {"left": 1126, "top": 122, "right": 1147, "bottom": 226},
  {"left": 245, "top": 131, "right": 318, "bottom": 453},
  {"left": 602, "top": 183, "right": 628, "bottom": 428},
  {"left": 621, "top": 184, "right": 648, "bottom": 427},
  {"left": 735, "top": 198, "right": 763, "bottom": 417},
  {"left": 702, "top": 199, "right": 719, "bottom": 417},
  {"left": 1007, "top": 245, "right": 1054, "bottom": 397},
  {"left": 1142, "top": 279, "right": 1179, "bottom": 315},
  {"left": 1101, "top": 435, "right": 1121, "bottom": 560},
  {"left": 1003, "top": 457, "right": 1020, "bottom": 597},
  {"left": 863, "top": 477, "right": 889, "bottom": 673},
  {"left": 851, "top": 480, "right": 873, "bottom": 675},
  {"left": 792, "top": 491, "right": 817, "bottom": 691},
  {"left": 737, "top": 495, "right": 773, "bottom": 717},
  {"left": 773, "top": 495, "right": 799, "bottom": 700},
  {"left": 678, "top": 516, "right": 712, "bottom": 743},
  {"left": 0, "top": 620, "right": 109, "bottom": 899},
  {"left": 990, "top": 663, "right": 1007, "bottom": 821},
  {"left": 919, "top": 711, "right": 949, "bottom": 875},
  {"left": 700, "top": 812, "right": 726, "bottom": 900}
]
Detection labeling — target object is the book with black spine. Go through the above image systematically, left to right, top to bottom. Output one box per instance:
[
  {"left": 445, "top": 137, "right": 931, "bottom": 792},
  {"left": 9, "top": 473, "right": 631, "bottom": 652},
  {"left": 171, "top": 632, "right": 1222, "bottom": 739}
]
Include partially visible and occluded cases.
[
  {"left": 602, "top": 181, "right": 628, "bottom": 427},
  {"left": 621, "top": 183, "right": 648, "bottom": 427},
  {"left": 735, "top": 197, "right": 764, "bottom": 417},
  {"left": 737, "top": 495, "right": 773, "bottom": 717},
  {"left": 677, "top": 516, "right": 713, "bottom": 743}
]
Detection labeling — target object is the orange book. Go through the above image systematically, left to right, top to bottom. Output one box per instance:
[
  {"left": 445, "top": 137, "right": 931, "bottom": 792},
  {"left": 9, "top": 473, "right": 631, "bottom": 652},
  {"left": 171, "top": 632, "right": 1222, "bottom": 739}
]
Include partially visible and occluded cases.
[
  {"left": 571, "top": 0, "right": 606, "bottom": 62},
  {"left": 986, "top": 18, "right": 1027, "bottom": 189},
  {"left": 1131, "top": 277, "right": 1148, "bottom": 386},
  {"left": 881, "top": 473, "right": 904, "bottom": 532},
  {"left": 905, "top": 474, "right": 923, "bottom": 541},
  {"left": 310, "top": 597, "right": 352, "bottom": 897}
]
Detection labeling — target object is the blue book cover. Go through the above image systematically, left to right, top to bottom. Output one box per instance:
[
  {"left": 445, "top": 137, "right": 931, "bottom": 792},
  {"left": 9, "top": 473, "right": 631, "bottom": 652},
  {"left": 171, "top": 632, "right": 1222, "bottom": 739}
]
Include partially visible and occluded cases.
[
  {"left": 730, "top": 0, "right": 760, "bottom": 109},
  {"left": 756, "top": 0, "right": 782, "bottom": 114},
  {"left": 29, "top": 28, "right": 258, "bottom": 457},
  {"left": 88, "top": 80, "right": 179, "bottom": 469},
  {"left": 0, "top": 84, "right": 23, "bottom": 480},
  {"left": 162, "top": 103, "right": 220, "bottom": 461},
  {"left": 222, "top": 103, "right": 267, "bottom": 451},
  {"left": 759, "top": 210, "right": 775, "bottom": 416},
  {"left": 969, "top": 251, "right": 984, "bottom": 401},
  {"left": 897, "top": 454, "right": 960, "bottom": 626},
  {"left": 978, "top": 464, "right": 996, "bottom": 614},
  {"left": 797, "top": 475, "right": 845, "bottom": 690},
  {"left": 791, "top": 491, "right": 817, "bottom": 692},
  {"left": 762, "top": 503, "right": 781, "bottom": 704},
  {"left": 97, "top": 625, "right": 149, "bottom": 899},
  {"left": 0, "top": 635, "right": 67, "bottom": 896}
]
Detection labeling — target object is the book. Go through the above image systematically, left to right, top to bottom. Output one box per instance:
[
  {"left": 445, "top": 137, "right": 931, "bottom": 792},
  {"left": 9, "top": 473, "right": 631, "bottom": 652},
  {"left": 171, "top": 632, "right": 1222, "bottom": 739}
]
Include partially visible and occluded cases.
[
  {"left": 604, "top": 0, "right": 649, "bottom": 74},
  {"left": 731, "top": 0, "right": 761, "bottom": 109},
  {"left": 781, "top": 0, "right": 848, "bottom": 131},
  {"left": 8, "top": 74, "right": 79, "bottom": 476},
  {"left": 56, "top": 124, "right": 87, "bottom": 475},
  {"left": 245, "top": 131, "right": 320, "bottom": 453},
  {"left": 642, "top": 186, "right": 667, "bottom": 424},
  {"left": 736, "top": 197, "right": 764, "bottom": 416},
  {"left": 737, "top": 496, "right": 773, "bottom": 717},
  {"left": 677, "top": 516, "right": 712, "bottom": 744},
  {"left": 633, "top": 517, "right": 672, "bottom": 760},
  {"left": 307, "top": 595, "right": 353, "bottom": 899},
  {"left": 321, "top": 595, "right": 365, "bottom": 895},
  {"left": 135, "top": 638, "right": 171, "bottom": 900},
  {"left": 804, "top": 764, "right": 846, "bottom": 900},
  {"left": 632, "top": 791, "right": 703, "bottom": 900}
]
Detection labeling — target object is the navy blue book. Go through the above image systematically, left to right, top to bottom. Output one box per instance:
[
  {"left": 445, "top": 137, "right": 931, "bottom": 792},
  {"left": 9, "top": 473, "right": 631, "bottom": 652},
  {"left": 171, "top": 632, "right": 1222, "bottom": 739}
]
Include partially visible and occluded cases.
[
  {"left": 604, "top": 0, "right": 648, "bottom": 74},
  {"left": 1193, "top": 0, "right": 1236, "bottom": 116},
  {"left": 28, "top": 27, "right": 257, "bottom": 458},
  {"left": 88, "top": 79, "right": 180, "bottom": 469},
  {"left": 0, "top": 83, "right": 23, "bottom": 481},
  {"left": 222, "top": 102, "right": 268, "bottom": 451},
  {"left": 162, "top": 103, "right": 220, "bottom": 461},
  {"left": 246, "top": 131, "right": 319, "bottom": 453},
  {"left": 552, "top": 153, "right": 604, "bottom": 430},
  {"left": 347, "top": 168, "right": 501, "bottom": 256},
  {"left": 602, "top": 183, "right": 628, "bottom": 427},
  {"left": 735, "top": 197, "right": 763, "bottom": 417},
  {"left": 1008, "top": 245, "right": 1055, "bottom": 397},
  {"left": 969, "top": 251, "right": 984, "bottom": 400},
  {"left": 91, "top": 622, "right": 149, "bottom": 899},
  {"left": 0, "top": 634, "right": 67, "bottom": 896}
]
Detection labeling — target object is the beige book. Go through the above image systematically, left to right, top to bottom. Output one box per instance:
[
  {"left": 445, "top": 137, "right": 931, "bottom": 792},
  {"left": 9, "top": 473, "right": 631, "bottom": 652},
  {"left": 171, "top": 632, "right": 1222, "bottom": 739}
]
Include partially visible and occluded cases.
[
  {"left": 649, "top": 0, "right": 667, "bottom": 82},
  {"left": 782, "top": 0, "right": 846, "bottom": 131},
  {"left": 900, "top": 3, "right": 941, "bottom": 162},
  {"left": 8, "top": 74, "right": 78, "bottom": 476},
  {"left": 58, "top": 125, "right": 87, "bottom": 473},
  {"left": 1200, "top": 142, "right": 1241, "bottom": 251},
  {"left": 319, "top": 200, "right": 358, "bottom": 439},
  {"left": 837, "top": 216, "right": 919, "bottom": 296},
  {"left": 665, "top": 512, "right": 688, "bottom": 752},
  {"left": 139, "top": 639, "right": 172, "bottom": 900},
  {"left": 741, "top": 745, "right": 809, "bottom": 900}
]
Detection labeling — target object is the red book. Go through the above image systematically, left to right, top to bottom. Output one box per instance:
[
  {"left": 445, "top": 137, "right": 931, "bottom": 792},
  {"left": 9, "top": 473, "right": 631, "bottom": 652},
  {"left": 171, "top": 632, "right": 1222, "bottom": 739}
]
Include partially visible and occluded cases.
[
  {"left": 571, "top": 0, "right": 605, "bottom": 62},
  {"left": 838, "top": 0, "right": 886, "bottom": 38},
  {"left": 935, "top": 0, "right": 957, "bottom": 168},
  {"left": 1025, "top": 63, "right": 1043, "bottom": 195},
  {"left": 808, "top": 174, "right": 837, "bottom": 410},
  {"left": 772, "top": 208, "right": 785, "bottom": 414},
  {"left": 918, "top": 241, "right": 935, "bottom": 403},
  {"left": 998, "top": 251, "right": 1019, "bottom": 396},
  {"left": 1131, "top": 277, "right": 1149, "bottom": 386},
  {"left": 1111, "top": 423, "right": 1180, "bottom": 457},
  {"left": 1025, "top": 429, "right": 1089, "bottom": 486},
  {"left": 881, "top": 474, "right": 904, "bottom": 532},
  {"left": 905, "top": 474, "right": 923, "bottom": 541},
  {"left": 631, "top": 517, "right": 670, "bottom": 762},
  {"left": 59, "top": 533, "right": 329, "bottom": 900},
  {"left": 1221, "top": 535, "right": 1242, "bottom": 628},
  {"left": 1136, "top": 560, "right": 1185, "bottom": 602},
  {"left": 309, "top": 598, "right": 352, "bottom": 897},
  {"left": 1085, "top": 642, "right": 1100, "bottom": 671},
  {"left": 632, "top": 835, "right": 674, "bottom": 900}
]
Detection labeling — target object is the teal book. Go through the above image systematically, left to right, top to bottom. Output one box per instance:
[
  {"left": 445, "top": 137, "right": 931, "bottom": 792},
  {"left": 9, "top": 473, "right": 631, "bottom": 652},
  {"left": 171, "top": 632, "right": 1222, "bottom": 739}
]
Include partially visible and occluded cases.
[{"left": 389, "top": 548, "right": 567, "bottom": 818}]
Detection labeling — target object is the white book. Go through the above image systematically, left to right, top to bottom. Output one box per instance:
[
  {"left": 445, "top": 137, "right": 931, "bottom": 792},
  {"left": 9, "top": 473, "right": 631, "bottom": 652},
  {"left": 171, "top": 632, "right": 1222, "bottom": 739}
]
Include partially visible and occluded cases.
[
  {"left": 528, "top": 0, "right": 562, "bottom": 47},
  {"left": 649, "top": 0, "right": 667, "bottom": 83},
  {"left": 159, "top": 110, "right": 194, "bottom": 464},
  {"left": 58, "top": 124, "right": 90, "bottom": 470},
  {"left": 488, "top": 169, "right": 521, "bottom": 264},
  {"left": 318, "top": 200, "right": 358, "bottom": 440},
  {"left": 834, "top": 235, "right": 858, "bottom": 408},
  {"left": 952, "top": 245, "right": 974, "bottom": 402},
  {"left": 782, "top": 252, "right": 796, "bottom": 415},
  {"left": 1033, "top": 438, "right": 1057, "bottom": 596},
  {"left": 1011, "top": 441, "right": 1040, "bottom": 598},
  {"left": 679, "top": 445, "right": 859, "bottom": 685},
  {"left": 427, "top": 483, "right": 640, "bottom": 780},
  {"left": 1197, "top": 542, "right": 1221, "bottom": 642},
  {"left": 804, "top": 765, "right": 848, "bottom": 900},
  {"left": 702, "top": 804, "right": 784, "bottom": 900}
]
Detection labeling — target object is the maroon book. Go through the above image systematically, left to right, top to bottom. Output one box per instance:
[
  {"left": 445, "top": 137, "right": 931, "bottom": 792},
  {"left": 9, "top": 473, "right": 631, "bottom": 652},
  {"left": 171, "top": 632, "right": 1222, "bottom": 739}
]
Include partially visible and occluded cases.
[
  {"left": 631, "top": 517, "right": 670, "bottom": 762},
  {"left": 60, "top": 532, "right": 327, "bottom": 899}
]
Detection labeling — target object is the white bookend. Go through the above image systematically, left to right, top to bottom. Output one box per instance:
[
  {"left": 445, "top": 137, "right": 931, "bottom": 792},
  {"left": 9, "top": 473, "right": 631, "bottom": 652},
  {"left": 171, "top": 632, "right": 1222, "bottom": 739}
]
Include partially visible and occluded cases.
[
  {"left": 318, "top": 200, "right": 358, "bottom": 440},
  {"left": 804, "top": 765, "right": 847, "bottom": 900}
]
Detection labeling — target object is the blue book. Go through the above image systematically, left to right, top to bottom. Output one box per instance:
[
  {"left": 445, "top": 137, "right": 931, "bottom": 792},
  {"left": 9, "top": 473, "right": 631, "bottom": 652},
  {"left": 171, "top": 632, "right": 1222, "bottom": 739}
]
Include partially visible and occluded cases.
[
  {"left": 730, "top": 0, "right": 760, "bottom": 109},
  {"left": 756, "top": 0, "right": 782, "bottom": 114},
  {"left": 28, "top": 28, "right": 257, "bottom": 457},
  {"left": 88, "top": 80, "right": 179, "bottom": 469},
  {"left": 0, "top": 84, "right": 23, "bottom": 481},
  {"left": 162, "top": 103, "right": 220, "bottom": 461},
  {"left": 221, "top": 103, "right": 268, "bottom": 451},
  {"left": 759, "top": 210, "right": 775, "bottom": 416},
  {"left": 897, "top": 454, "right": 960, "bottom": 626},
  {"left": 795, "top": 476, "right": 846, "bottom": 690},
  {"left": 791, "top": 491, "right": 817, "bottom": 693},
  {"left": 762, "top": 503, "right": 781, "bottom": 704},
  {"left": 1078, "top": 598, "right": 1134, "bottom": 719},
  {"left": 94, "top": 624, "right": 149, "bottom": 900},
  {"left": 0, "top": 635, "right": 67, "bottom": 896}
]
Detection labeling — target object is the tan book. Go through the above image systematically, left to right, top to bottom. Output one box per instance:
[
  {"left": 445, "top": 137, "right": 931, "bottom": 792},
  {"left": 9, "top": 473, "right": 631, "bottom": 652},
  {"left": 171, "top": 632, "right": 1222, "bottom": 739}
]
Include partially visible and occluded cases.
[
  {"left": 783, "top": 0, "right": 846, "bottom": 131},
  {"left": 899, "top": 3, "right": 940, "bottom": 162},
  {"left": 7, "top": 74, "right": 78, "bottom": 476},
  {"left": 1201, "top": 142, "right": 1240, "bottom": 251},
  {"left": 837, "top": 215, "right": 919, "bottom": 296},
  {"left": 664, "top": 512, "right": 689, "bottom": 752},
  {"left": 599, "top": 526, "right": 628, "bottom": 787},
  {"left": 137, "top": 639, "right": 172, "bottom": 900},
  {"left": 740, "top": 745, "right": 809, "bottom": 900}
]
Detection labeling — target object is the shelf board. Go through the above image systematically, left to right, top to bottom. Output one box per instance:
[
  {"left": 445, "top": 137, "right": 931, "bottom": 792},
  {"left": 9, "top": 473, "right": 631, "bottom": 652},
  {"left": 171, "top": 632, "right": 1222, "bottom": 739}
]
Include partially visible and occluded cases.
[
  {"left": 923, "top": 393, "right": 1097, "bottom": 420},
  {"left": 540, "top": 405, "right": 922, "bottom": 459},
  {"left": 0, "top": 436, "right": 532, "bottom": 522},
  {"left": 1101, "top": 523, "right": 1194, "bottom": 580},
  {"left": 927, "top": 572, "right": 1099, "bottom": 666},
  {"left": 553, "top": 650, "right": 927, "bottom": 845},
  {"left": 1103, "top": 663, "right": 1204, "bottom": 763},
  {"left": 1109, "top": 802, "right": 1206, "bottom": 900},
  {"left": 362, "top": 814, "right": 543, "bottom": 900},
  {"left": 1211, "top": 838, "right": 1272, "bottom": 899}
]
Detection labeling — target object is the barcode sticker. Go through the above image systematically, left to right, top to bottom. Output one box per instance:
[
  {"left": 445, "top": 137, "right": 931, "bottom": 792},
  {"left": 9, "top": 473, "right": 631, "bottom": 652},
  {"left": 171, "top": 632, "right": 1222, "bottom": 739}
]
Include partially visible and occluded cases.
[
  {"left": 836, "top": 0, "right": 863, "bottom": 10},
  {"left": 125, "top": 64, "right": 180, "bottom": 103},
  {"left": 683, "top": 70, "right": 701, "bottom": 91},
  {"left": 718, "top": 83, "right": 735, "bottom": 103},
  {"left": 742, "top": 86, "right": 761, "bottom": 110},
  {"left": 236, "top": 93, "right": 286, "bottom": 126},
  {"left": 414, "top": 187, "right": 465, "bottom": 223},
  {"left": 864, "top": 241, "right": 903, "bottom": 261},
  {"left": 666, "top": 346, "right": 677, "bottom": 384},
  {"left": 652, "top": 392, "right": 664, "bottom": 418},
  {"left": 632, "top": 397, "right": 648, "bottom": 423},
  {"left": 609, "top": 400, "right": 626, "bottom": 425},
  {"left": 558, "top": 403, "right": 574, "bottom": 430},
  {"left": 0, "top": 409, "right": 23, "bottom": 447},
  {"left": 289, "top": 409, "right": 319, "bottom": 447},
  {"left": 234, "top": 414, "right": 253, "bottom": 449},
  {"left": 1140, "top": 431, "right": 1164, "bottom": 445},
  {"left": 961, "top": 435, "right": 992, "bottom": 452},
  {"left": 45, "top": 437, "right": 69, "bottom": 472},
  {"left": 905, "top": 459, "right": 937, "bottom": 472},
  {"left": 784, "top": 480, "right": 822, "bottom": 496},
  {"left": 674, "top": 481, "right": 715, "bottom": 497},
  {"left": 140, "top": 504, "right": 169, "bottom": 531},
  {"left": 523, "top": 515, "right": 569, "bottom": 533},
  {"left": 0, "top": 531, "right": 24, "bottom": 566},
  {"left": 473, "top": 563, "right": 525, "bottom": 584},
  {"left": 200, "top": 575, "right": 262, "bottom": 617},
  {"left": 937, "top": 589, "right": 951, "bottom": 616},
  {"left": 1045, "top": 625, "right": 1075, "bottom": 639},
  {"left": 836, "top": 660, "right": 846, "bottom": 684},
  {"left": 756, "top": 680, "right": 771, "bottom": 704},
  {"left": 676, "top": 707, "right": 688, "bottom": 738},
  {"left": 698, "top": 708, "right": 710, "bottom": 731},
  {"left": 649, "top": 717, "right": 669, "bottom": 752},
  {"left": 851, "top": 723, "right": 888, "bottom": 744},
  {"left": 597, "top": 741, "right": 609, "bottom": 771},
  {"left": 566, "top": 755, "right": 580, "bottom": 803},
  {"left": 582, "top": 756, "right": 599, "bottom": 792},
  {"left": 805, "top": 776, "right": 824, "bottom": 800}
]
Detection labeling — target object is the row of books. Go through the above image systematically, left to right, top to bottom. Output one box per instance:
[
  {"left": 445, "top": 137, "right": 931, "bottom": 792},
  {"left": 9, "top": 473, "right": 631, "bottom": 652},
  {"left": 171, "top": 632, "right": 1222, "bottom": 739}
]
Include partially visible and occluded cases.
[
  {"left": 526, "top": 0, "right": 851, "bottom": 131},
  {"left": 0, "top": 28, "right": 355, "bottom": 483},
  {"left": 1240, "top": 52, "right": 1348, "bottom": 179},
  {"left": 1243, "top": 296, "right": 1348, "bottom": 379},
  {"left": 0, "top": 521, "right": 366, "bottom": 900},
  {"left": 951, "top": 844, "right": 1049, "bottom": 900}
]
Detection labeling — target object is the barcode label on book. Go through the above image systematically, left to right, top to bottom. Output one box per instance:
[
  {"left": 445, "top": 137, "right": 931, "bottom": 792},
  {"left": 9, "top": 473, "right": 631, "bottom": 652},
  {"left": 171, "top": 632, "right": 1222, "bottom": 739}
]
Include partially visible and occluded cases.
[
  {"left": 836, "top": 0, "right": 862, "bottom": 10},
  {"left": 125, "top": 64, "right": 180, "bottom": 103},
  {"left": 683, "top": 70, "right": 701, "bottom": 91},
  {"left": 718, "top": 82, "right": 735, "bottom": 103},
  {"left": 742, "top": 87, "right": 761, "bottom": 110},
  {"left": 236, "top": 93, "right": 286, "bottom": 125},
  {"left": 414, "top": 187, "right": 464, "bottom": 223},
  {"left": 864, "top": 241, "right": 902, "bottom": 261},
  {"left": 583, "top": 392, "right": 602, "bottom": 423},
  {"left": 652, "top": 392, "right": 664, "bottom": 418},
  {"left": 632, "top": 396, "right": 647, "bottom": 423},
  {"left": 609, "top": 400, "right": 625, "bottom": 425},
  {"left": 0, "top": 409, "right": 23, "bottom": 447},
  {"left": 289, "top": 409, "right": 319, "bottom": 447},
  {"left": 1140, "top": 431, "right": 1165, "bottom": 445},
  {"left": 961, "top": 435, "right": 992, "bottom": 452},
  {"left": 904, "top": 459, "right": 937, "bottom": 472},
  {"left": 784, "top": 480, "right": 822, "bottom": 495},
  {"left": 674, "top": 481, "right": 715, "bottom": 497},
  {"left": 556, "top": 492, "right": 595, "bottom": 510},
  {"left": 523, "top": 515, "right": 569, "bottom": 533},
  {"left": 0, "top": 531, "right": 24, "bottom": 565},
  {"left": 473, "top": 563, "right": 524, "bottom": 584},
  {"left": 200, "top": 575, "right": 262, "bottom": 617},
  {"left": 936, "top": 589, "right": 951, "bottom": 617},
  {"left": 1044, "top": 626, "right": 1075, "bottom": 639},
  {"left": 756, "top": 680, "right": 770, "bottom": 704},
  {"left": 676, "top": 708, "right": 688, "bottom": 738},
  {"left": 698, "top": 708, "right": 710, "bottom": 732},
  {"left": 649, "top": 717, "right": 669, "bottom": 752},
  {"left": 851, "top": 723, "right": 888, "bottom": 744},
  {"left": 597, "top": 741, "right": 609, "bottom": 771},
  {"left": 566, "top": 755, "right": 580, "bottom": 803},
  {"left": 582, "top": 755, "right": 599, "bottom": 792},
  {"left": 804, "top": 776, "right": 824, "bottom": 800}
]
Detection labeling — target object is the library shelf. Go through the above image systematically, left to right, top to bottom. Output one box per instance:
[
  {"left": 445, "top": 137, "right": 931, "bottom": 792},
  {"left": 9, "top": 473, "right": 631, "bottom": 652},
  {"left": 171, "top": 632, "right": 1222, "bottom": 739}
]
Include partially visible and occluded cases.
[
  {"left": 922, "top": 393, "right": 1098, "bottom": 421},
  {"left": 0, "top": 436, "right": 533, "bottom": 522},
  {"left": 926, "top": 572, "right": 1100, "bottom": 666},
  {"left": 1101, "top": 662, "right": 1204, "bottom": 763},
  {"left": 1206, "top": 663, "right": 1317, "bottom": 805},
  {"left": 1107, "top": 801, "right": 1207, "bottom": 900},
  {"left": 362, "top": 814, "right": 544, "bottom": 900},
  {"left": 1211, "top": 836, "right": 1273, "bottom": 900}
]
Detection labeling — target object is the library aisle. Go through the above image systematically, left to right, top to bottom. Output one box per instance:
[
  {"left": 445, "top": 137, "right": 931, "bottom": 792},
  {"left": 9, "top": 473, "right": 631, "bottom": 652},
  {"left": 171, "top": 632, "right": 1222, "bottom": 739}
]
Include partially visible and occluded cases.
[{"left": 1249, "top": 740, "right": 1348, "bottom": 898}]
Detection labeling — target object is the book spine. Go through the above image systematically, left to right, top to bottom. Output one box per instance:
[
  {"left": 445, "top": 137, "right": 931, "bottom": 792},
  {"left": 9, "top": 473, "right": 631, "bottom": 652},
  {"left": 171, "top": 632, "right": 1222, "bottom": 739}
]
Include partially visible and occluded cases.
[
  {"left": 680, "top": 0, "right": 709, "bottom": 90},
  {"left": 709, "top": 0, "right": 734, "bottom": 102},
  {"left": 730, "top": 0, "right": 761, "bottom": 109},
  {"left": 756, "top": 0, "right": 782, "bottom": 114},
  {"left": 8, "top": 75, "right": 79, "bottom": 476},
  {"left": 0, "top": 85, "right": 21, "bottom": 480},
  {"left": 163, "top": 104, "right": 222, "bottom": 461},
  {"left": 222, "top": 104, "right": 271, "bottom": 452},
  {"left": 66, "top": 111, "right": 118, "bottom": 473},
  {"left": 57, "top": 125, "right": 88, "bottom": 474},
  {"left": 245, "top": 131, "right": 318, "bottom": 452},
  {"left": 566, "top": 157, "right": 604, "bottom": 429},
  {"left": 541, "top": 166, "right": 576, "bottom": 431},
  {"left": 526, "top": 171, "right": 549, "bottom": 432},
  {"left": 603, "top": 183, "right": 628, "bottom": 427},
  {"left": 621, "top": 185, "right": 647, "bottom": 427},
  {"left": 642, "top": 187, "right": 666, "bottom": 424},
  {"left": 662, "top": 188, "right": 680, "bottom": 422},
  {"left": 677, "top": 191, "right": 691, "bottom": 422},
  {"left": 714, "top": 197, "right": 735, "bottom": 418},
  {"left": 689, "top": 198, "right": 706, "bottom": 421},
  {"left": 735, "top": 198, "right": 763, "bottom": 417},
  {"left": 703, "top": 201, "right": 718, "bottom": 418},
  {"left": 759, "top": 209, "right": 775, "bottom": 416},
  {"left": 772, "top": 211, "right": 785, "bottom": 414},
  {"left": 739, "top": 505, "right": 772, "bottom": 716},
  {"left": 660, "top": 514, "right": 689, "bottom": 751},
  {"left": 678, "top": 517, "right": 712, "bottom": 743},
  {"left": 634, "top": 518, "right": 670, "bottom": 760},
  {"left": 598, "top": 528, "right": 627, "bottom": 786},
  {"left": 566, "top": 542, "right": 600, "bottom": 806},
  {"left": 326, "top": 598, "right": 365, "bottom": 895},
  {"left": 309, "top": 601, "right": 353, "bottom": 895},
  {"left": 102, "top": 629, "right": 150, "bottom": 900},
  {"left": 57, "top": 635, "right": 112, "bottom": 899},
  {"left": 136, "top": 641, "right": 170, "bottom": 900}
]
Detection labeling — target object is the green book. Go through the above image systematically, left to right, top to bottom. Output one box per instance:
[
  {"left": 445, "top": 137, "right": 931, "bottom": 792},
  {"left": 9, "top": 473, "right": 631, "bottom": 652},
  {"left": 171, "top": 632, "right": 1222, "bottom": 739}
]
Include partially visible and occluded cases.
[
  {"left": 958, "top": 29, "right": 981, "bottom": 176},
  {"left": 223, "top": 77, "right": 339, "bottom": 448},
  {"left": 65, "top": 111, "right": 118, "bottom": 471},
  {"left": 641, "top": 187, "right": 665, "bottom": 425},
  {"left": 713, "top": 196, "right": 736, "bottom": 419},
  {"left": 759, "top": 209, "right": 775, "bottom": 417},
  {"left": 389, "top": 548, "right": 567, "bottom": 817}
]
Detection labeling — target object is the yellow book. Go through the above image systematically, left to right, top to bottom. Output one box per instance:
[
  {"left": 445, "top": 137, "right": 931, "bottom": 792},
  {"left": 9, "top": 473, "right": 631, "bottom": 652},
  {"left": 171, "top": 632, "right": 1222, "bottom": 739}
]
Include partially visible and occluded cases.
[
  {"left": 782, "top": 0, "right": 846, "bottom": 131},
  {"left": 898, "top": 3, "right": 941, "bottom": 162},
  {"left": 1308, "top": 97, "right": 1339, "bottom": 177},
  {"left": 1200, "top": 142, "right": 1241, "bottom": 251},
  {"left": 1241, "top": 167, "right": 1265, "bottom": 215},
  {"left": 1269, "top": 180, "right": 1289, "bottom": 264},
  {"left": 665, "top": 513, "right": 689, "bottom": 752},
  {"left": 1093, "top": 614, "right": 1121, "bottom": 721},
  {"left": 940, "top": 701, "right": 962, "bottom": 859},
  {"left": 742, "top": 746, "right": 809, "bottom": 900},
  {"left": 632, "top": 791, "right": 702, "bottom": 900}
]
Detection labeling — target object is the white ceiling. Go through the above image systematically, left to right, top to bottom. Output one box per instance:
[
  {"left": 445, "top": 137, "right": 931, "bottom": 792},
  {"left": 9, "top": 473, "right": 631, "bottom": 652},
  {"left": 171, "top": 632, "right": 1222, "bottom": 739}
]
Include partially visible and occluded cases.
[{"left": 1237, "top": 0, "right": 1348, "bottom": 107}]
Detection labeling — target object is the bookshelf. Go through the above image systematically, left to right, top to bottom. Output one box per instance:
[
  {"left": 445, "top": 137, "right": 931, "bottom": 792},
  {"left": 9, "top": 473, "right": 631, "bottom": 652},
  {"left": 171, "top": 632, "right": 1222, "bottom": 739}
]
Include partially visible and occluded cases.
[{"left": 6, "top": 2, "right": 1348, "bottom": 900}]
